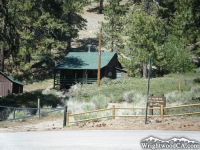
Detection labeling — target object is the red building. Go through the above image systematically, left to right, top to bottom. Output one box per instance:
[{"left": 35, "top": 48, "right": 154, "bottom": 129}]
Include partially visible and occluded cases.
[{"left": 0, "top": 71, "right": 23, "bottom": 96}]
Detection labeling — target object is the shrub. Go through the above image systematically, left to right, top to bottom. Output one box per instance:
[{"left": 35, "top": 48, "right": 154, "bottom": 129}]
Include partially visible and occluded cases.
[
  {"left": 194, "top": 68, "right": 200, "bottom": 76},
  {"left": 100, "top": 77, "right": 112, "bottom": 85},
  {"left": 190, "top": 86, "right": 200, "bottom": 99},
  {"left": 42, "top": 89, "right": 63, "bottom": 97},
  {"left": 165, "top": 89, "right": 198, "bottom": 105},
  {"left": 0, "top": 91, "right": 63, "bottom": 109},
  {"left": 123, "top": 91, "right": 143, "bottom": 102},
  {"left": 91, "top": 94, "right": 111, "bottom": 109},
  {"left": 109, "top": 94, "right": 123, "bottom": 103},
  {"left": 66, "top": 100, "right": 83, "bottom": 114},
  {"left": 81, "top": 102, "right": 96, "bottom": 111},
  {"left": 14, "top": 110, "right": 26, "bottom": 119}
]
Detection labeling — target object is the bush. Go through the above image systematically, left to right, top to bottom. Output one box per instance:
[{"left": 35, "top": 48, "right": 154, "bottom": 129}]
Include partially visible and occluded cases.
[
  {"left": 194, "top": 68, "right": 200, "bottom": 76},
  {"left": 100, "top": 77, "right": 112, "bottom": 85},
  {"left": 166, "top": 86, "right": 199, "bottom": 105},
  {"left": 190, "top": 86, "right": 200, "bottom": 99},
  {"left": 0, "top": 90, "right": 63, "bottom": 109},
  {"left": 123, "top": 91, "right": 143, "bottom": 102},
  {"left": 91, "top": 94, "right": 111, "bottom": 109},
  {"left": 109, "top": 94, "right": 122, "bottom": 103},
  {"left": 66, "top": 100, "right": 83, "bottom": 114},
  {"left": 81, "top": 102, "right": 96, "bottom": 111},
  {"left": 15, "top": 110, "right": 26, "bottom": 119}
]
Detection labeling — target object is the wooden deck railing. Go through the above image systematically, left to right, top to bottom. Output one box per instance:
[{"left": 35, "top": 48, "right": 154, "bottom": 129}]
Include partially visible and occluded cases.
[
  {"left": 55, "top": 77, "right": 97, "bottom": 84},
  {"left": 65, "top": 103, "right": 200, "bottom": 125}
]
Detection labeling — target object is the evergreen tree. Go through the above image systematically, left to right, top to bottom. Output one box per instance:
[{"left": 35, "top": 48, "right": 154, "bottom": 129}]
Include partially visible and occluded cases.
[
  {"left": 0, "top": 0, "right": 86, "bottom": 79},
  {"left": 101, "top": 0, "right": 127, "bottom": 51},
  {"left": 122, "top": 0, "right": 198, "bottom": 77},
  {"left": 156, "top": 0, "right": 198, "bottom": 73},
  {"left": 172, "top": 0, "right": 200, "bottom": 56},
  {"left": 123, "top": 1, "right": 165, "bottom": 78},
  {"left": 162, "top": 36, "right": 195, "bottom": 73}
]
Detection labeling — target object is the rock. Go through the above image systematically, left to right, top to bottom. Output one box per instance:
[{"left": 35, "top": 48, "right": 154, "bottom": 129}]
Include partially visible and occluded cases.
[
  {"left": 102, "top": 122, "right": 106, "bottom": 127},
  {"left": 96, "top": 124, "right": 102, "bottom": 127}
]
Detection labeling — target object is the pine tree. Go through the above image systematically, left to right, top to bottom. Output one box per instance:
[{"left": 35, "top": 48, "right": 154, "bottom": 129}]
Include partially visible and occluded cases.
[
  {"left": 0, "top": 0, "right": 86, "bottom": 79},
  {"left": 101, "top": 0, "right": 127, "bottom": 51},
  {"left": 123, "top": 0, "right": 165, "bottom": 78},
  {"left": 156, "top": 0, "right": 198, "bottom": 73},
  {"left": 173, "top": 0, "right": 200, "bottom": 56}
]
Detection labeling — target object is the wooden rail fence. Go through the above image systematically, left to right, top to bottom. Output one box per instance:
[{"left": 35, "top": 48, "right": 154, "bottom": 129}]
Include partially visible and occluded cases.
[{"left": 66, "top": 103, "right": 200, "bottom": 125}]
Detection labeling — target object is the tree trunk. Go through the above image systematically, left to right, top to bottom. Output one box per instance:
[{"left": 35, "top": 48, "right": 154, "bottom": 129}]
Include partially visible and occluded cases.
[
  {"left": 99, "top": 0, "right": 104, "bottom": 14},
  {"left": 145, "top": 0, "right": 150, "bottom": 13},
  {"left": 66, "top": 11, "right": 72, "bottom": 52},
  {"left": 66, "top": 38, "right": 71, "bottom": 51},
  {"left": 0, "top": 45, "right": 4, "bottom": 71},
  {"left": 24, "top": 54, "right": 31, "bottom": 64},
  {"left": 143, "top": 62, "right": 147, "bottom": 78}
]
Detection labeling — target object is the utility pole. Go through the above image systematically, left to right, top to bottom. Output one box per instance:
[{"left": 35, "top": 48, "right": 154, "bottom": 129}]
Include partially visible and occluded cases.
[{"left": 97, "top": 27, "right": 102, "bottom": 87}]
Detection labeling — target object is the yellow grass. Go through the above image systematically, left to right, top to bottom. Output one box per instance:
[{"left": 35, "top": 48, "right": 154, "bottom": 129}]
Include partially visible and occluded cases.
[{"left": 23, "top": 79, "right": 53, "bottom": 92}]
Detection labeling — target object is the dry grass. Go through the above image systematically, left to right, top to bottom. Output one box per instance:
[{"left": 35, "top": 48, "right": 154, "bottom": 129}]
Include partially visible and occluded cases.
[
  {"left": 23, "top": 79, "right": 53, "bottom": 92},
  {"left": 0, "top": 115, "right": 58, "bottom": 126}
]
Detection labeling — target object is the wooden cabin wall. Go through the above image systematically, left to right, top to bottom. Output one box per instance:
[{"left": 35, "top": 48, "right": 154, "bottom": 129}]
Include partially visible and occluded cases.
[
  {"left": 104, "top": 55, "right": 119, "bottom": 79},
  {"left": 76, "top": 70, "right": 82, "bottom": 78},
  {"left": 88, "top": 70, "right": 97, "bottom": 78},
  {"left": 0, "top": 74, "right": 13, "bottom": 96},
  {"left": 13, "top": 83, "right": 23, "bottom": 94}
]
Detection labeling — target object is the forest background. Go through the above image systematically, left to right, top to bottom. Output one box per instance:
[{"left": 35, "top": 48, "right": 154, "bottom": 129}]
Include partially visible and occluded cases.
[{"left": 0, "top": 0, "right": 200, "bottom": 81}]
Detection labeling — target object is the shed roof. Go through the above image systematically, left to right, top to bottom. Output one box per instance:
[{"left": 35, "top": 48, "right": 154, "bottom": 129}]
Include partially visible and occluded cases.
[
  {"left": 54, "top": 52, "right": 116, "bottom": 70},
  {"left": 0, "top": 71, "right": 24, "bottom": 85}
]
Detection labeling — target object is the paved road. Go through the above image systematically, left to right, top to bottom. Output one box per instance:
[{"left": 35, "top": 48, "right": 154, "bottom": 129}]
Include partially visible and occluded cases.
[{"left": 1, "top": 130, "right": 199, "bottom": 150}]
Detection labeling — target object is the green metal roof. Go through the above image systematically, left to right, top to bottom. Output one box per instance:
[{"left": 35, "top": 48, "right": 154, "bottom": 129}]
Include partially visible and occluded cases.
[
  {"left": 54, "top": 52, "right": 116, "bottom": 70},
  {"left": 0, "top": 71, "right": 24, "bottom": 85}
]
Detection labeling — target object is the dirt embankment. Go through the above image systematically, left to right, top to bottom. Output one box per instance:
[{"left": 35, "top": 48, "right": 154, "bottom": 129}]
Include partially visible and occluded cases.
[{"left": 1, "top": 116, "right": 200, "bottom": 132}]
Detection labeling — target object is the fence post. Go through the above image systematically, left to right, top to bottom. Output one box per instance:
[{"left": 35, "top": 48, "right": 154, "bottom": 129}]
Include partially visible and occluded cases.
[
  {"left": 149, "top": 94, "right": 153, "bottom": 115},
  {"left": 38, "top": 98, "right": 40, "bottom": 118},
  {"left": 112, "top": 105, "right": 115, "bottom": 119},
  {"left": 160, "top": 105, "right": 164, "bottom": 119},
  {"left": 63, "top": 106, "right": 67, "bottom": 127},
  {"left": 149, "top": 106, "right": 153, "bottom": 115},
  {"left": 13, "top": 108, "right": 16, "bottom": 120},
  {"left": 66, "top": 112, "right": 69, "bottom": 125}
]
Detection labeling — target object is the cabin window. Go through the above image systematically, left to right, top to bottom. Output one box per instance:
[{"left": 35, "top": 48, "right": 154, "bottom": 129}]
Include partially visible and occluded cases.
[{"left": 116, "top": 70, "right": 122, "bottom": 78}]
